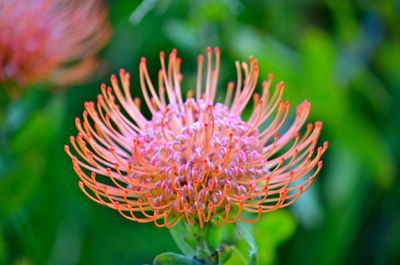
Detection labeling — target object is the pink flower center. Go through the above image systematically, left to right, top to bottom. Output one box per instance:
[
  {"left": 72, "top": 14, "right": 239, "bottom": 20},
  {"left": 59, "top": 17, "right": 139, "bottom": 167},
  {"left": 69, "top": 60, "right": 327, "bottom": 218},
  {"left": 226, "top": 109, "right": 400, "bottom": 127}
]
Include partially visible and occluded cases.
[{"left": 130, "top": 99, "right": 267, "bottom": 216}]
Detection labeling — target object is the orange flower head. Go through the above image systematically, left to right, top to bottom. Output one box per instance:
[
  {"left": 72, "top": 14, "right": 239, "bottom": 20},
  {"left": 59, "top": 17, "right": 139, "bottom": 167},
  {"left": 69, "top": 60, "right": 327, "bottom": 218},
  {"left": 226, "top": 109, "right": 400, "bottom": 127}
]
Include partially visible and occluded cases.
[
  {"left": 0, "top": 0, "right": 111, "bottom": 96},
  {"left": 65, "top": 48, "right": 328, "bottom": 228}
]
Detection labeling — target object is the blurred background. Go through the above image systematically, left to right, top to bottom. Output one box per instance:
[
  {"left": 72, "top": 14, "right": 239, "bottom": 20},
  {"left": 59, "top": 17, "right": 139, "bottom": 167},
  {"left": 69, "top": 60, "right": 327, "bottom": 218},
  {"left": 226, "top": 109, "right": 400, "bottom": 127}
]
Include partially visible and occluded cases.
[{"left": 1, "top": 0, "right": 399, "bottom": 264}]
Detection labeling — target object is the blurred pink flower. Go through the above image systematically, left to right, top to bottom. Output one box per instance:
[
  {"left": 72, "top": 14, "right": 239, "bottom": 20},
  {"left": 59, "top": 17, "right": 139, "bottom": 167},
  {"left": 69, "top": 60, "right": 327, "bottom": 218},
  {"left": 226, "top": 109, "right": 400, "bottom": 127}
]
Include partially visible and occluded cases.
[
  {"left": 0, "top": 0, "right": 110, "bottom": 97},
  {"left": 65, "top": 48, "right": 328, "bottom": 228}
]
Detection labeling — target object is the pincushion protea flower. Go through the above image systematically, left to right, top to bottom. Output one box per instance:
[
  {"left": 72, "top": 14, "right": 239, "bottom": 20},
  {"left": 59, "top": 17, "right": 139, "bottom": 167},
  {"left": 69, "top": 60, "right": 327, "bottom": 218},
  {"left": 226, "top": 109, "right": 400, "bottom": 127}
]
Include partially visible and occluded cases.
[
  {"left": 0, "top": 0, "right": 110, "bottom": 97},
  {"left": 65, "top": 48, "right": 328, "bottom": 228}
]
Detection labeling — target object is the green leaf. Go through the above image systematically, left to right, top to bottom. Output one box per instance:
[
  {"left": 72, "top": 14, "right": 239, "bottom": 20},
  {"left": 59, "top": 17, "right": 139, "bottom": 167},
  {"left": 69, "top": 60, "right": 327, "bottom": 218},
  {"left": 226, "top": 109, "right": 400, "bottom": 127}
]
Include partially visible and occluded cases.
[
  {"left": 129, "top": 0, "right": 160, "bottom": 24},
  {"left": 164, "top": 20, "right": 197, "bottom": 51},
  {"left": 0, "top": 96, "right": 64, "bottom": 216},
  {"left": 8, "top": 96, "right": 64, "bottom": 153},
  {"left": 252, "top": 210, "right": 297, "bottom": 265},
  {"left": 253, "top": 210, "right": 296, "bottom": 246},
  {"left": 169, "top": 222, "right": 196, "bottom": 256},
  {"left": 235, "top": 222, "right": 258, "bottom": 265},
  {"left": 216, "top": 244, "right": 232, "bottom": 264},
  {"left": 223, "top": 246, "right": 248, "bottom": 265},
  {"left": 153, "top": 252, "right": 202, "bottom": 265}
]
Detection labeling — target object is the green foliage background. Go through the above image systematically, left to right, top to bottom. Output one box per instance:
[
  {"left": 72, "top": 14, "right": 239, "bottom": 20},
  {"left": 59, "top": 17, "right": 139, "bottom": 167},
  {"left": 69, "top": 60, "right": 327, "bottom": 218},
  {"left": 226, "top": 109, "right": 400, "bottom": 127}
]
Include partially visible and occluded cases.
[{"left": 1, "top": 0, "right": 399, "bottom": 264}]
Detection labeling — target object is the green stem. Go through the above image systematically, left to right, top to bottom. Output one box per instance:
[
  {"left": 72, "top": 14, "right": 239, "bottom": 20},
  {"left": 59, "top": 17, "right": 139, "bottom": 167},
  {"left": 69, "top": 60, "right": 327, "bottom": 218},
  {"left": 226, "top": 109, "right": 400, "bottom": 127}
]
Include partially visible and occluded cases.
[{"left": 169, "top": 222, "right": 223, "bottom": 264}]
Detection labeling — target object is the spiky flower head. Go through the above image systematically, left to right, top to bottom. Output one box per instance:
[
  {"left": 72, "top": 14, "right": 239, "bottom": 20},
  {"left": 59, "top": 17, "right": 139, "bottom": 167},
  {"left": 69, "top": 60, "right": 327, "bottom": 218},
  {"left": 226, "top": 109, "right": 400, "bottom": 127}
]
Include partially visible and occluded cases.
[
  {"left": 0, "top": 0, "right": 111, "bottom": 97},
  {"left": 65, "top": 48, "right": 328, "bottom": 228}
]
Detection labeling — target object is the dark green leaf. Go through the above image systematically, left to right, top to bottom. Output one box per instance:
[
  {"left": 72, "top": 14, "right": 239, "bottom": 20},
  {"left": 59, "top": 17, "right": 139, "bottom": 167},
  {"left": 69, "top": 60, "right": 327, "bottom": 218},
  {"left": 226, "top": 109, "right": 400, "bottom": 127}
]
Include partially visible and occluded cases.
[{"left": 0, "top": 151, "right": 43, "bottom": 216}]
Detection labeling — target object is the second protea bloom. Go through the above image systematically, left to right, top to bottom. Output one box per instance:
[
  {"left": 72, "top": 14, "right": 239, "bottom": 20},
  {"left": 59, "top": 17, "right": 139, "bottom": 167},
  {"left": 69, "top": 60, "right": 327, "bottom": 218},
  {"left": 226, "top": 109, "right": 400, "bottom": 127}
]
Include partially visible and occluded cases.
[
  {"left": 0, "top": 0, "right": 110, "bottom": 97},
  {"left": 65, "top": 48, "right": 327, "bottom": 228}
]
